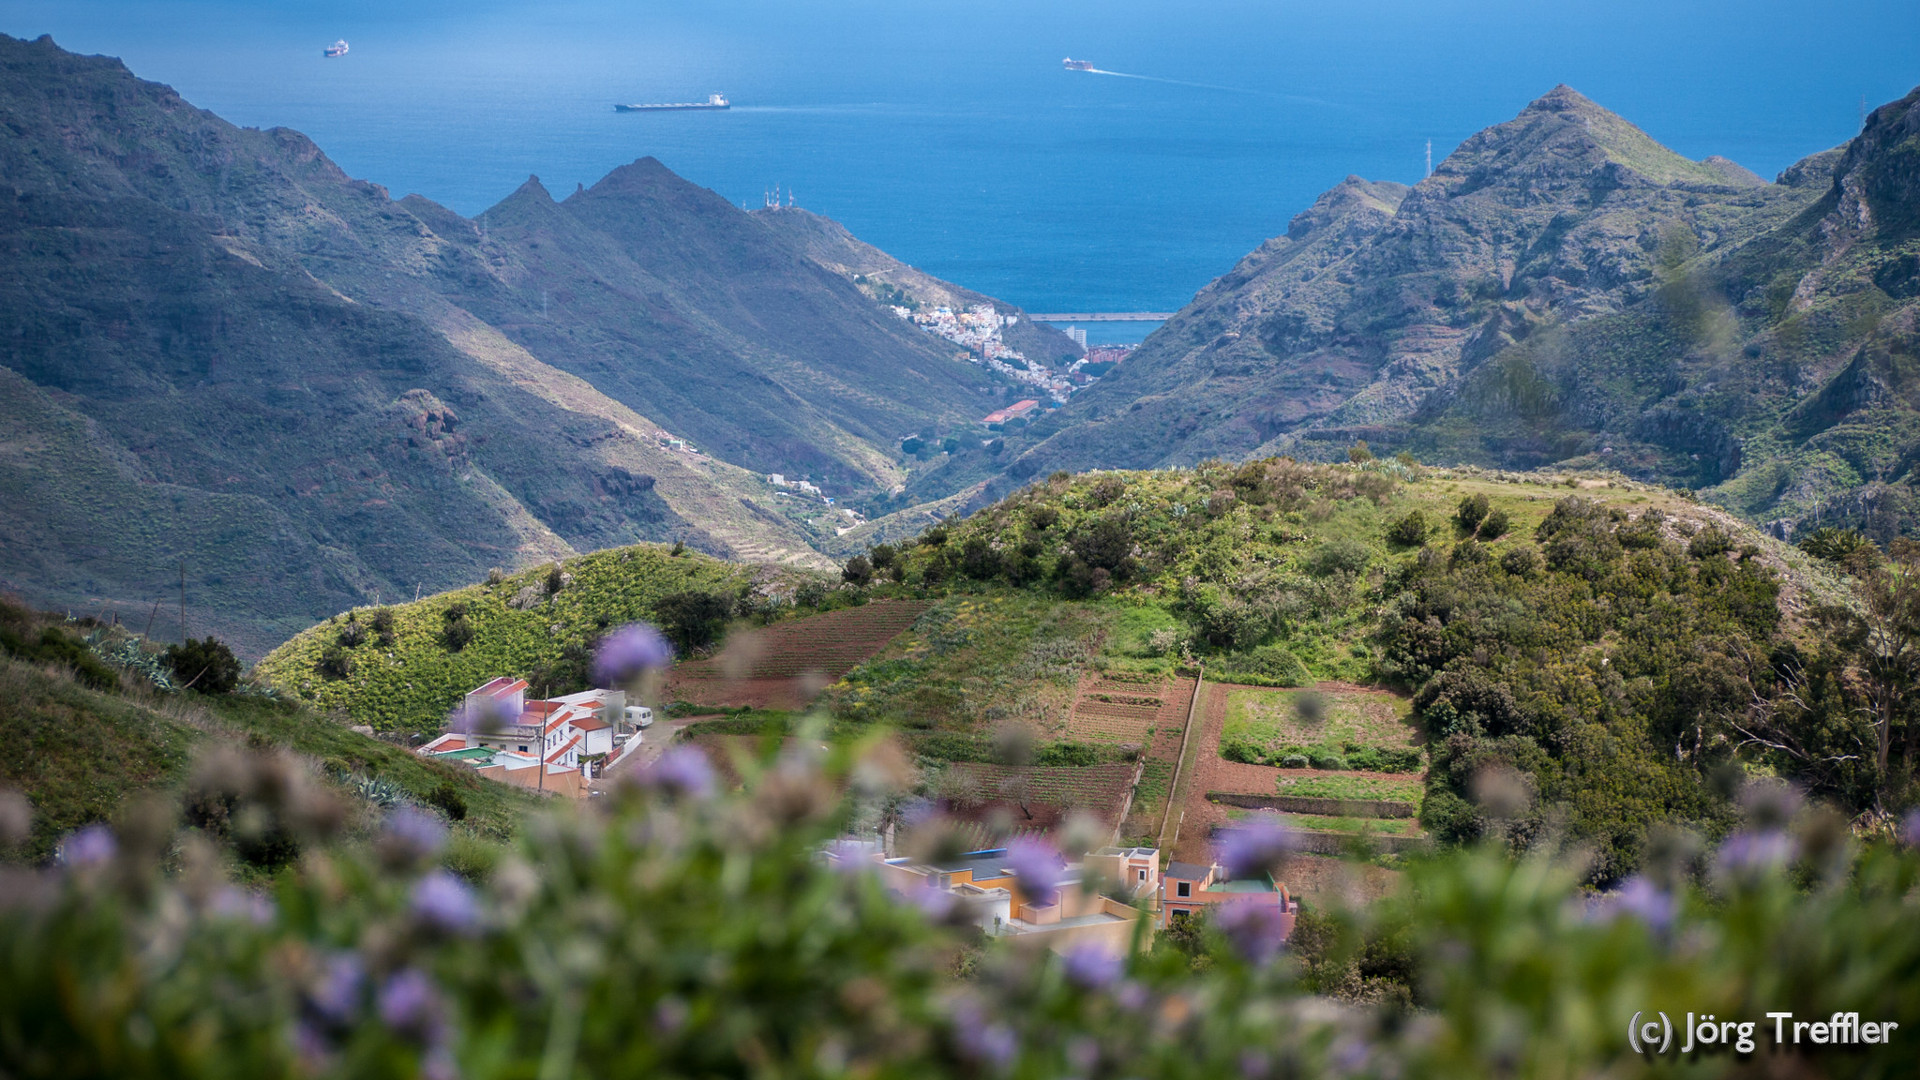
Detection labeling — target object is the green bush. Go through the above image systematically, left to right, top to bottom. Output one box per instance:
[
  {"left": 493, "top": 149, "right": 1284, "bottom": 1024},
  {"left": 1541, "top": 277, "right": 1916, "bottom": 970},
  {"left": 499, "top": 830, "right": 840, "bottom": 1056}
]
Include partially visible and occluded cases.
[
  {"left": 1456, "top": 493, "right": 1490, "bottom": 531},
  {"left": 1477, "top": 507, "right": 1510, "bottom": 539},
  {"left": 1386, "top": 510, "right": 1428, "bottom": 547},
  {"left": 1, "top": 626, "right": 121, "bottom": 691},
  {"left": 164, "top": 637, "right": 241, "bottom": 694},
  {"left": 1215, "top": 645, "right": 1311, "bottom": 688},
  {"left": 1308, "top": 748, "right": 1349, "bottom": 770},
  {"left": 426, "top": 781, "right": 469, "bottom": 822}
]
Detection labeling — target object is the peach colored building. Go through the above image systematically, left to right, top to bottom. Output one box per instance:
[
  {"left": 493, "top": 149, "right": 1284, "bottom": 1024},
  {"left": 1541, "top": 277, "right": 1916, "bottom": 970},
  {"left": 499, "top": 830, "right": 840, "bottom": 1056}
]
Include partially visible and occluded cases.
[{"left": 1158, "top": 860, "right": 1297, "bottom": 933}]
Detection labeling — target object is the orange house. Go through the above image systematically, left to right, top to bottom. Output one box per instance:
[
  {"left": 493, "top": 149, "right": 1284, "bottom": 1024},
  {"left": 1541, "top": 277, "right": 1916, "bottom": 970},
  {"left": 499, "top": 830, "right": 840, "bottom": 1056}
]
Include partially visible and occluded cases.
[{"left": 1159, "top": 860, "right": 1296, "bottom": 932}]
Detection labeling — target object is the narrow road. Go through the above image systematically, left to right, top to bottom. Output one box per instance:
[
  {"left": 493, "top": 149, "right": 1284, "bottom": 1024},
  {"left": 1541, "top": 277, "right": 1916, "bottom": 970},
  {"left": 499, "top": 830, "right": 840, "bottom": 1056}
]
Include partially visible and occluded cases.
[{"left": 587, "top": 715, "right": 710, "bottom": 792}]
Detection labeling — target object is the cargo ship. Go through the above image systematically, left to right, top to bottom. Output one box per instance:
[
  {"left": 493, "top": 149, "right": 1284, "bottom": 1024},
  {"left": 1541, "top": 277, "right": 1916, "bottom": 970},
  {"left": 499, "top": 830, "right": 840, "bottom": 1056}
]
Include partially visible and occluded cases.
[
  {"left": 323, "top": 39, "right": 349, "bottom": 58},
  {"left": 1062, "top": 58, "right": 1095, "bottom": 71},
  {"left": 614, "top": 93, "right": 730, "bottom": 112}
]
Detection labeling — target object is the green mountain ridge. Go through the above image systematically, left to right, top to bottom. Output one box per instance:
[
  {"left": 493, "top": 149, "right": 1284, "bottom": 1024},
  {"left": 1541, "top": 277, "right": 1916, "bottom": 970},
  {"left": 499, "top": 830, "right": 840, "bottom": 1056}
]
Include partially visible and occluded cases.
[{"left": 989, "top": 83, "right": 1920, "bottom": 540}]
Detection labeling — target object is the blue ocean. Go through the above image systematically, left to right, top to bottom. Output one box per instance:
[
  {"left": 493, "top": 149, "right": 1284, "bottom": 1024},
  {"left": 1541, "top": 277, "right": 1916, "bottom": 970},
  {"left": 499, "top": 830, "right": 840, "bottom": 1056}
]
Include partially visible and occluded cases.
[{"left": 10, "top": 0, "right": 1916, "bottom": 326}]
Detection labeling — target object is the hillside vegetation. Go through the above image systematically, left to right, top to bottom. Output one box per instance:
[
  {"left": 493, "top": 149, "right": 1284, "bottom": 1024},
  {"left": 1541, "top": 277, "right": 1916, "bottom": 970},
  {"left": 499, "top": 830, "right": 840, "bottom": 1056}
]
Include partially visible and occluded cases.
[
  {"left": 256, "top": 543, "right": 818, "bottom": 735},
  {"left": 0, "top": 598, "right": 539, "bottom": 863}
]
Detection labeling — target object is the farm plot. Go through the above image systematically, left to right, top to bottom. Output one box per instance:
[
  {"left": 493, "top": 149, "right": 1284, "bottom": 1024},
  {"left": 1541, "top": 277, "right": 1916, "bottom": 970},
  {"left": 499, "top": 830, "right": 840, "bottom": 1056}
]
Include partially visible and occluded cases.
[
  {"left": 669, "top": 600, "right": 932, "bottom": 708},
  {"left": 1065, "top": 675, "right": 1167, "bottom": 744},
  {"left": 1218, "top": 684, "right": 1420, "bottom": 771},
  {"left": 941, "top": 763, "right": 1137, "bottom": 830}
]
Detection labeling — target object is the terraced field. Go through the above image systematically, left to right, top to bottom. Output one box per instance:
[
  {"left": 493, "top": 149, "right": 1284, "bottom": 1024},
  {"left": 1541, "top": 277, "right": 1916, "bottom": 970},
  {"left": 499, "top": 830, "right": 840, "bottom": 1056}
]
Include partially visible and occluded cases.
[
  {"left": 668, "top": 600, "right": 933, "bottom": 708},
  {"left": 1066, "top": 673, "right": 1169, "bottom": 744},
  {"left": 942, "top": 762, "right": 1138, "bottom": 830}
]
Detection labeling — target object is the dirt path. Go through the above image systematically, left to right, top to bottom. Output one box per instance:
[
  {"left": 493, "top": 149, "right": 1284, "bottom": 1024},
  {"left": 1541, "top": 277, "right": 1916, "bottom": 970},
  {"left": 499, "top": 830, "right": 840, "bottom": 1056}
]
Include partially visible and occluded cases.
[{"left": 587, "top": 715, "right": 709, "bottom": 792}]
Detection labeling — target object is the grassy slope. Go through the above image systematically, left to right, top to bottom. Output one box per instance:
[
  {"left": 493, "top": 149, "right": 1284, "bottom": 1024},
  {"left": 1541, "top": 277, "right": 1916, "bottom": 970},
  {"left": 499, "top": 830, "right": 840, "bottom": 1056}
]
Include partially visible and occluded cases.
[{"left": 0, "top": 653, "right": 541, "bottom": 863}]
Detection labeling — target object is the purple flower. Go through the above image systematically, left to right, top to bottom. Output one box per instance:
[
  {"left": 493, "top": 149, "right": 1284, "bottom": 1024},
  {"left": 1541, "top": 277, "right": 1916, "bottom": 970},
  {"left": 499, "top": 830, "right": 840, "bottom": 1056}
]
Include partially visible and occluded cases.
[
  {"left": 592, "top": 623, "right": 674, "bottom": 686},
  {"left": 455, "top": 694, "right": 513, "bottom": 735},
  {"left": 640, "top": 746, "right": 715, "bottom": 799},
  {"left": 382, "top": 807, "right": 447, "bottom": 861},
  {"left": 1903, "top": 808, "right": 1920, "bottom": 848},
  {"left": 1218, "top": 814, "right": 1294, "bottom": 880},
  {"left": 60, "top": 824, "right": 116, "bottom": 868},
  {"left": 1714, "top": 829, "right": 1797, "bottom": 882},
  {"left": 1003, "top": 838, "right": 1062, "bottom": 905},
  {"left": 411, "top": 869, "right": 481, "bottom": 934},
  {"left": 1596, "top": 875, "right": 1677, "bottom": 931},
  {"left": 910, "top": 882, "right": 960, "bottom": 923},
  {"left": 210, "top": 886, "right": 276, "bottom": 926},
  {"left": 1215, "top": 901, "right": 1291, "bottom": 966},
  {"left": 1061, "top": 943, "right": 1122, "bottom": 990},
  {"left": 309, "top": 953, "right": 365, "bottom": 1026},
  {"left": 378, "top": 968, "right": 442, "bottom": 1041},
  {"left": 1114, "top": 980, "right": 1151, "bottom": 1012},
  {"left": 654, "top": 997, "right": 689, "bottom": 1036},
  {"left": 950, "top": 1002, "right": 1018, "bottom": 1069},
  {"left": 1066, "top": 1037, "right": 1100, "bottom": 1072},
  {"left": 1331, "top": 1037, "right": 1370, "bottom": 1073},
  {"left": 1239, "top": 1049, "right": 1272, "bottom": 1080}
]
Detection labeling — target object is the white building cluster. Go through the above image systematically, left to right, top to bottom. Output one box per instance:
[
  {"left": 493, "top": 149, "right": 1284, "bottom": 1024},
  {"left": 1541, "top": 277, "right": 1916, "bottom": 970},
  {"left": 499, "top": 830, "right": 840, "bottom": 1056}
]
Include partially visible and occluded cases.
[{"left": 891, "top": 303, "right": 1073, "bottom": 402}]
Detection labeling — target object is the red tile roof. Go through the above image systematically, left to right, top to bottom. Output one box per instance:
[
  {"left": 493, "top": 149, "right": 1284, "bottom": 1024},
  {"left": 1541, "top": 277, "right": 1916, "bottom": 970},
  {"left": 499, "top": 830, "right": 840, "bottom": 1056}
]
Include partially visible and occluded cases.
[
  {"left": 981, "top": 399, "right": 1040, "bottom": 424},
  {"left": 473, "top": 677, "right": 529, "bottom": 699},
  {"left": 573, "top": 716, "right": 610, "bottom": 732}
]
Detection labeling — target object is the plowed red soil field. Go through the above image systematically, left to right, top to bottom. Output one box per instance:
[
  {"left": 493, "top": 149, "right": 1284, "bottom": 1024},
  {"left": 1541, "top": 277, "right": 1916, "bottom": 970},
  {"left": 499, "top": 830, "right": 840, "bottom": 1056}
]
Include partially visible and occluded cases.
[{"left": 668, "top": 600, "right": 933, "bottom": 709}]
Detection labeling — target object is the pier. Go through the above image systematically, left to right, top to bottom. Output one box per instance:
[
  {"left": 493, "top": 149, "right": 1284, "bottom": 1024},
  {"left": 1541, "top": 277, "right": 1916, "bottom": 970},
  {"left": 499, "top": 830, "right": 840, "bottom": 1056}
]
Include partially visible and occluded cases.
[{"left": 1028, "top": 312, "right": 1175, "bottom": 322}]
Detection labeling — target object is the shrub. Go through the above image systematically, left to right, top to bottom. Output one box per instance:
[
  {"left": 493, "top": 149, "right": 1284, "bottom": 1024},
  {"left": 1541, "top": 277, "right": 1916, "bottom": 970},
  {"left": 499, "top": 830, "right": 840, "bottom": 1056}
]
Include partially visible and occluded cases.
[
  {"left": 1348, "top": 440, "right": 1374, "bottom": 463},
  {"left": 1456, "top": 493, "right": 1490, "bottom": 531},
  {"left": 1027, "top": 505, "right": 1059, "bottom": 531},
  {"left": 1477, "top": 507, "right": 1510, "bottom": 539},
  {"left": 1386, "top": 510, "right": 1428, "bottom": 547},
  {"left": 1688, "top": 526, "right": 1734, "bottom": 559},
  {"left": 1798, "top": 526, "right": 1874, "bottom": 563},
  {"left": 1304, "top": 538, "right": 1371, "bottom": 578},
  {"left": 868, "top": 544, "right": 897, "bottom": 570},
  {"left": 1499, "top": 546, "right": 1541, "bottom": 578},
  {"left": 841, "top": 555, "right": 874, "bottom": 588},
  {"left": 546, "top": 564, "right": 567, "bottom": 594},
  {"left": 486, "top": 567, "right": 506, "bottom": 586},
  {"left": 795, "top": 580, "right": 830, "bottom": 608},
  {"left": 656, "top": 590, "right": 735, "bottom": 653},
  {"left": 370, "top": 607, "right": 396, "bottom": 648},
  {"left": 441, "top": 615, "right": 474, "bottom": 653},
  {"left": 336, "top": 618, "right": 366, "bottom": 648},
  {"left": 2, "top": 626, "right": 120, "bottom": 691},
  {"left": 164, "top": 637, "right": 242, "bottom": 693},
  {"left": 316, "top": 644, "right": 354, "bottom": 680},
  {"left": 1218, "top": 644, "right": 1311, "bottom": 687},
  {"left": 1295, "top": 690, "right": 1327, "bottom": 724},
  {"left": 1308, "top": 748, "right": 1349, "bottom": 770},
  {"left": 1280, "top": 753, "right": 1311, "bottom": 769},
  {"left": 426, "top": 782, "right": 469, "bottom": 822}
]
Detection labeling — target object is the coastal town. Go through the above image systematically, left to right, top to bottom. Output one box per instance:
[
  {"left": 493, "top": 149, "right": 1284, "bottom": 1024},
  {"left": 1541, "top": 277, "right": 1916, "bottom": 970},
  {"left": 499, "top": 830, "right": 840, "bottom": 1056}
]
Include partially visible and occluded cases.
[{"left": 889, "top": 301, "right": 1133, "bottom": 407}]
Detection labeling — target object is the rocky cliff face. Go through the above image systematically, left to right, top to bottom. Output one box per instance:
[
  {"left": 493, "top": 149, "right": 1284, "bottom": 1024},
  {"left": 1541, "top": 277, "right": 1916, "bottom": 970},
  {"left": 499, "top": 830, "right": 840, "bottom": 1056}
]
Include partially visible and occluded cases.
[{"left": 998, "top": 84, "right": 1920, "bottom": 538}]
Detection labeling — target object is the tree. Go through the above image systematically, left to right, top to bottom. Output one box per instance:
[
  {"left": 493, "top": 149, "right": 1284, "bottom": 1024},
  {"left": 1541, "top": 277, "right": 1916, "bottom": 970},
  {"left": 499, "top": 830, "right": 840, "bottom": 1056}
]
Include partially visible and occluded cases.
[
  {"left": 1348, "top": 441, "right": 1374, "bottom": 463},
  {"left": 1455, "top": 493, "right": 1490, "bottom": 531},
  {"left": 1387, "top": 510, "right": 1428, "bottom": 547},
  {"left": 842, "top": 554, "right": 874, "bottom": 588},
  {"left": 656, "top": 590, "right": 735, "bottom": 654},
  {"left": 165, "top": 637, "right": 241, "bottom": 694}
]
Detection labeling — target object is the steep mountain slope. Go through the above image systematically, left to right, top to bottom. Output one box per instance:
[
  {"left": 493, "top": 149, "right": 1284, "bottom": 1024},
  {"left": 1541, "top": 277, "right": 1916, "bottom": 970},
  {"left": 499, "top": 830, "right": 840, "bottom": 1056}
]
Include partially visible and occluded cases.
[
  {"left": 0, "top": 34, "right": 1030, "bottom": 655},
  {"left": 997, "top": 87, "right": 1844, "bottom": 506},
  {"left": 755, "top": 205, "right": 1085, "bottom": 367}
]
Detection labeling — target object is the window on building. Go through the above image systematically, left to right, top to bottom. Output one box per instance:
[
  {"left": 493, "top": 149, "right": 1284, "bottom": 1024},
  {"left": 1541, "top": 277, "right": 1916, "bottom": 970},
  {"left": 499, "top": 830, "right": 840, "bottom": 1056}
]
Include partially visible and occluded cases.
[
  {"left": 518, "top": 745, "right": 528, "bottom": 753},
  {"left": 1138, "top": 869, "right": 1147, "bottom": 881},
  {"left": 1177, "top": 881, "right": 1190, "bottom": 898},
  {"left": 1170, "top": 909, "right": 1190, "bottom": 923}
]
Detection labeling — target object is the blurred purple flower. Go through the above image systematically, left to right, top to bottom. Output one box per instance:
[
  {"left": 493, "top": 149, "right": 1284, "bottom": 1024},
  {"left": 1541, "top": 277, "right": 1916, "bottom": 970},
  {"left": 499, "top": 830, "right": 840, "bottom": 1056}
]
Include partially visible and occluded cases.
[
  {"left": 592, "top": 623, "right": 674, "bottom": 686},
  {"left": 454, "top": 694, "right": 514, "bottom": 735},
  {"left": 640, "top": 747, "right": 716, "bottom": 799},
  {"left": 1737, "top": 781, "right": 1803, "bottom": 831},
  {"left": 383, "top": 807, "right": 448, "bottom": 861},
  {"left": 1903, "top": 808, "right": 1920, "bottom": 848},
  {"left": 1218, "top": 814, "right": 1294, "bottom": 880},
  {"left": 60, "top": 823, "right": 116, "bottom": 868},
  {"left": 1714, "top": 829, "right": 1797, "bottom": 882},
  {"left": 1004, "top": 837, "right": 1062, "bottom": 905},
  {"left": 825, "top": 838, "right": 876, "bottom": 876},
  {"left": 412, "top": 869, "right": 481, "bottom": 935},
  {"left": 1596, "top": 875, "right": 1677, "bottom": 931},
  {"left": 910, "top": 883, "right": 960, "bottom": 923},
  {"left": 210, "top": 886, "right": 276, "bottom": 926},
  {"left": 1216, "top": 901, "right": 1290, "bottom": 966},
  {"left": 1061, "top": 944, "right": 1122, "bottom": 991},
  {"left": 309, "top": 953, "right": 365, "bottom": 1026},
  {"left": 378, "top": 968, "right": 442, "bottom": 1041},
  {"left": 1114, "top": 980, "right": 1151, "bottom": 1012},
  {"left": 654, "top": 997, "right": 689, "bottom": 1036},
  {"left": 950, "top": 1001, "right": 1018, "bottom": 1069},
  {"left": 292, "top": 1021, "right": 333, "bottom": 1069},
  {"left": 1066, "top": 1037, "right": 1100, "bottom": 1072},
  {"left": 1331, "top": 1037, "right": 1370, "bottom": 1073},
  {"left": 1239, "top": 1049, "right": 1272, "bottom": 1080}
]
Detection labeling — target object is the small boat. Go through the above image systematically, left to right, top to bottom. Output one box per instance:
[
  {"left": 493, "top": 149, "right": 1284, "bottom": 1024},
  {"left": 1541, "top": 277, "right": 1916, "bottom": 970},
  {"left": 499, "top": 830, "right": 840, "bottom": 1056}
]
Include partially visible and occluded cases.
[
  {"left": 323, "top": 40, "right": 349, "bottom": 58},
  {"left": 1062, "top": 58, "right": 1095, "bottom": 72},
  {"left": 614, "top": 93, "right": 730, "bottom": 113}
]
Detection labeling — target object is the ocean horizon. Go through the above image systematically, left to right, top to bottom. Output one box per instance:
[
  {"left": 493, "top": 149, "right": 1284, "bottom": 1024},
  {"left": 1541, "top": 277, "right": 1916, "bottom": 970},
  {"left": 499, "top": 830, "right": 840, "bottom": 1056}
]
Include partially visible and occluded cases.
[{"left": 9, "top": 0, "right": 1914, "bottom": 315}]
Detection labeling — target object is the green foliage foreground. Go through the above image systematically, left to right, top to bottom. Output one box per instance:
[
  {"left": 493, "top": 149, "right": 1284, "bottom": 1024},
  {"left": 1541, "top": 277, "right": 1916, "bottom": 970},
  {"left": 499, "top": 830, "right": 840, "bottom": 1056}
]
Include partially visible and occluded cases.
[{"left": 3, "top": 738, "right": 1918, "bottom": 1079}]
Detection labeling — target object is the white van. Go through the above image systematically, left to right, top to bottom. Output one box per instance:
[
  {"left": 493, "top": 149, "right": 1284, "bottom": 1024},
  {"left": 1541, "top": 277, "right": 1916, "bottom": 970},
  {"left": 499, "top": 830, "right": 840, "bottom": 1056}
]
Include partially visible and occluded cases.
[{"left": 624, "top": 705, "right": 655, "bottom": 729}]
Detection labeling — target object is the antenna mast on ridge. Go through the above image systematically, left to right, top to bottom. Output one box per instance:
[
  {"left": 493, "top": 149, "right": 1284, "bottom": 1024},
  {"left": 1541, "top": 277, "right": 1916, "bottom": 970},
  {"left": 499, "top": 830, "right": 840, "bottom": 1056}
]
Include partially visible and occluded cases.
[{"left": 1425, "top": 140, "right": 1433, "bottom": 179}]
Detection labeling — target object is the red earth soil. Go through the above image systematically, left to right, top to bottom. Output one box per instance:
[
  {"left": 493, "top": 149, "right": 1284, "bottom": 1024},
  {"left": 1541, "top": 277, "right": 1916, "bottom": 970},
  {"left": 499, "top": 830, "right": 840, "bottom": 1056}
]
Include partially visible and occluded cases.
[{"left": 667, "top": 600, "right": 933, "bottom": 709}]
